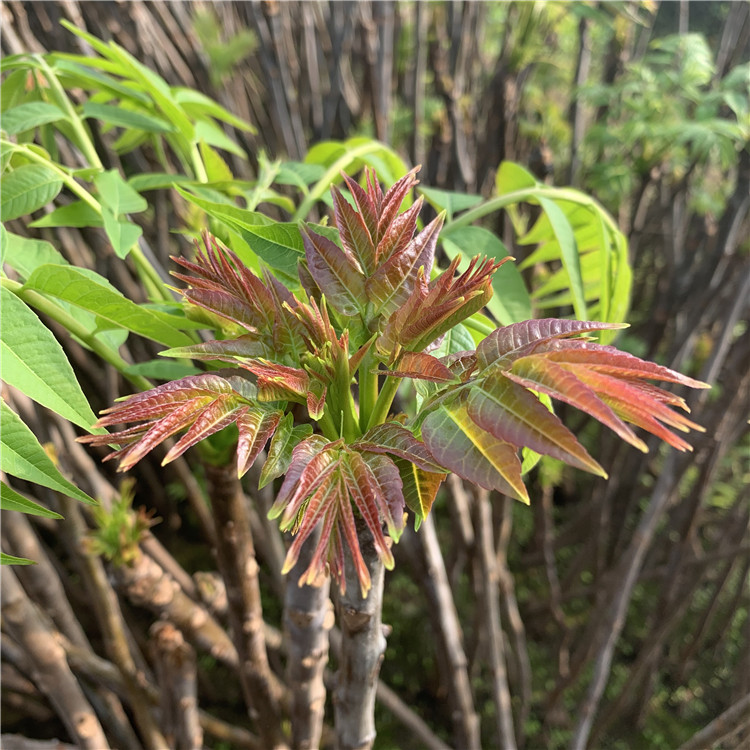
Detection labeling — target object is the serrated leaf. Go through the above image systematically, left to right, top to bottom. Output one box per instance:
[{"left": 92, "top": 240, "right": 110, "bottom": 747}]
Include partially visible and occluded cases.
[
  {"left": 2, "top": 102, "right": 67, "bottom": 135},
  {"left": 1, "top": 164, "right": 63, "bottom": 221},
  {"left": 94, "top": 170, "right": 148, "bottom": 215},
  {"left": 332, "top": 184, "right": 376, "bottom": 272},
  {"left": 30, "top": 199, "right": 105, "bottom": 228},
  {"left": 366, "top": 213, "right": 444, "bottom": 315},
  {"left": 301, "top": 225, "right": 365, "bottom": 316},
  {"left": 23, "top": 264, "right": 193, "bottom": 347},
  {"left": 1, "top": 287, "right": 99, "bottom": 429},
  {"left": 476, "top": 318, "right": 625, "bottom": 370},
  {"left": 537, "top": 340, "right": 709, "bottom": 389},
  {"left": 381, "top": 351, "right": 457, "bottom": 382},
  {"left": 506, "top": 355, "right": 646, "bottom": 451},
  {"left": 468, "top": 370, "right": 606, "bottom": 477},
  {"left": 162, "top": 396, "right": 248, "bottom": 465},
  {"left": 1, "top": 401, "right": 96, "bottom": 505},
  {"left": 421, "top": 401, "right": 529, "bottom": 502},
  {"left": 237, "top": 408, "right": 282, "bottom": 477},
  {"left": 259, "top": 414, "right": 313, "bottom": 488},
  {"left": 355, "top": 422, "right": 444, "bottom": 473},
  {"left": 392, "top": 456, "right": 446, "bottom": 521},
  {"left": 1, "top": 481, "right": 63, "bottom": 519}
]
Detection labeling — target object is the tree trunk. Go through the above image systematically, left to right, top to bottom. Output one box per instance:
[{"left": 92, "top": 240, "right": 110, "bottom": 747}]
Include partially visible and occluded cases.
[{"left": 333, "top": 519, "right": 386, "bottom": 750}]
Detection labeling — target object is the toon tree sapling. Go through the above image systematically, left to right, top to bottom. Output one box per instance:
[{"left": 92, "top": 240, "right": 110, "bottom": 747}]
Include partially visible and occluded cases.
[{"left": 80, "top": 167, "right": 707, "bottom": 749}]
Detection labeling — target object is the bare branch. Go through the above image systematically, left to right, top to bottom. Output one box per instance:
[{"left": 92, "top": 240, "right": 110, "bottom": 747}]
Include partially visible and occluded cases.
[
  {"left": 1, "top": 568, "right": 110, "bottom": 750},
  {"left": 150, "top": 622, "right": 203, "bottom": 750}
]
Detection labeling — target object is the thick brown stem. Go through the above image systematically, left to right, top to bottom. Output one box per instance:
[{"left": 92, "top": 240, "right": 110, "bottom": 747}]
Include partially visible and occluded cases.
[
  {"left": 205, "top": 462, "right": 287, "bottom": 749},
  {"left": 60, "top": 499, "right": 168, "bottom": 750},
  {"left": 334, "top": 519, "right": 386, "bottom": 750},
  {"left": 284, "top": 527, "right": 333, "bottom": 750},
  {"left": 113, "top": 547, "right": 238, "bottom": 669},
  {"left": 150, "top": 621, "right": 203, "bottom": 750}
]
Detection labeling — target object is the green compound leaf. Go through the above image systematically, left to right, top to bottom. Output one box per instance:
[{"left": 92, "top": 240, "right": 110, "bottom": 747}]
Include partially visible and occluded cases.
[
  {"left": 81, "top": 101, "right": 174, "bottom": 133},
  {"left": 2, "top": 102, "right": 68, "bottom": 135},
  {"left": 1, "top": 164, "right": 63, "bottom": 221},
  {"left": 94, "top": 170, "right": 148, "bottom": 215},
  {"left": 537, "top": 196, "right": 586, "bottom": 320},
  {"left": 30, "top": 201, "right": 104, "bottom": 228},
  {"left": 102, "top": 209, "right": 143, "bottom": 258},
  {"left": 23, "top": 264, "right": 193, "bottom": 348},
  {"left": 1, "top": 287, "right": 99, "bottom": 430},
  {"left": 0, "top": 401, "right": 96, "bottom": 506},
  {"left": 1, "top": 481, "right": 63, "bottom": 519}
]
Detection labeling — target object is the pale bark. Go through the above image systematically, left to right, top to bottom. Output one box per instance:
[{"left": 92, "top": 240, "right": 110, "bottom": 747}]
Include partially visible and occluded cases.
[
  {"left": 205, "top": 462, "right": 287, "bottom": 749},
  {"left": 333, "top": 519, "right": 386, "bottom": 750},
  {"left": 284, "top": 528, "right": 333, "bottom": 750},
  {"left": 1, "top": 568, "right": 110, "bottom": 750},
  {"left": 150, "top": 621, "right": 203, "bottom": 750}
]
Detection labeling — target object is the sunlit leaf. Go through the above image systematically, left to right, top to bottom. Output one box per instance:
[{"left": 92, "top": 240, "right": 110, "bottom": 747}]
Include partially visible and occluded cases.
[
  {"left": 1, "top": 287, "right": 99, "bottom": 430},
  {"left": 468, "top": 370, "right": 606, "bottom": 477},
  {"left": 421, "top": 400, "right": 529, "bottom": 503},
  {"left": 1, "top": 401, "right": 96, "bottom": 506},
  {"left": 1, "top": 480, "right": 63, "bottom": 519}
]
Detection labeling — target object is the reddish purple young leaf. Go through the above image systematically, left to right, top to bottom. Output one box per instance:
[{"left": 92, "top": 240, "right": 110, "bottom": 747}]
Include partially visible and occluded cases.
[
  {"left": 377, "top": 167, "right": 420, "bottom": 243},
  {"left": 342, "top": 172, "right": 379, "bottom": 241},
  {"left": 332, "top": 184, "right": 376, "bottom": 273},
  {"left": 376, "top": 198, "right": 423, "bottom": 265},
  {"left": 365, "top": 213, "right": 444, "bottom": 316},
  {"left": 301, "top": 225, "right": 366, "bottom": 317},
  {"left": 378, "top": 255, "right": 501, "bottom": 356},
  {"left": 476, "top": 319, "right": 626, "bottom": 370},
  {"left": 160, "top": 335, "right": 267, "bottom": 364},
  {"left": 534, "top": 339, "right": 710, "bottom": 390},
  {"left": 380, "top": 351, "right": 457, "bottom": 383},
  {"left": 505, "top": 355, "right": 646, "bottom": 451},
  {"left": 239, "top": 359, "right": 310, "bottom": 401},
  {"left": 560, "top": 365, "right": 704, "bottom": 451},
  {"left": 467, "top": 369, "right": 606, "bottom": 476},
  {"left": 78, "top": 374, "right": 266, "bottom": 473},
  {"left": 162, "top": 397, "right": 249, "bottom": 465},
  {"left": 421, "top": 400, "right": 529, "bottom": 503},
  {"left": 236, "top": 408, "right": 283, "bottom": 477},
  {"left": 354, "top": 422, "right": 445, "bottom": 473},
  {"left": 272, "top": 438, "right": 402, "bottom": 596},
  {"left": 341, "top": 452, "right": 396, "bottom": 568},
  {"left": 361, "top": 452, "right": 406, "bottom": 539}
]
